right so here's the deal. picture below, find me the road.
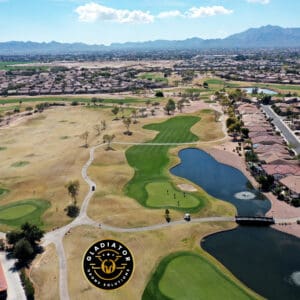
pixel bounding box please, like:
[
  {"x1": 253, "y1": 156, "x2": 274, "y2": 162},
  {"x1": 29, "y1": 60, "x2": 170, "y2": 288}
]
[
  {"x1": 0, "y1": 253, "x2": 26, "y2": 300},
  {"x1": 261, "y1": 105, "x2": 300, "y2": 155}
]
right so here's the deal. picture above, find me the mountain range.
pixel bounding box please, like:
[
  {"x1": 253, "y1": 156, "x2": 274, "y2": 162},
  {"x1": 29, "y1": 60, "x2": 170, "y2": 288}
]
[{"x1": 1, "y1": 25, "x2": 300, "y2": 55}]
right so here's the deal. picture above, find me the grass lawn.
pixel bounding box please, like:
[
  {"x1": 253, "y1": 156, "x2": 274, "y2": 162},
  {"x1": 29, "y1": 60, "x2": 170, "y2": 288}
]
[
  {"x1": 139, "y1": 72, "x2": 168, "y2": 83},
  {"x1": 205, "y1": 78, "x2": 225, "y2": 85},
  {"x1": 0, "y1": 96, "x2": 156, "y2": 105},
  {"x1": 0, "y1": 188, "x2": 9, "y2": 198},
  {"x1": 0, "y1": 61, "x2": 29, "y2": 70},
  {"x1": 146, "y1": 182, "x2": 199, "y2": 208},
  {"x1": 257, "y1": 83, "x2": 300, "y2": 92},
  {"x1": 125, "y1": 116, "x2": 206, "y2": 212},
  {"x1": 143, "y1": 252, "x2": 257, "y2": 300},
  {"x1": 0, "y1": 62, "x2": 48, "y2": 71},
  {"x1": 10, "y1": 161, "x2": 30, "y2": 168},
  {"x1": 0, "y1": 199, "x2": 50, "y2": 227},
  {"x1": 0, "y1": 147, "x2": 7, "y2": 151},
  {"x1": 0, "y1": 105, "x2": 19, "y2": 112}
]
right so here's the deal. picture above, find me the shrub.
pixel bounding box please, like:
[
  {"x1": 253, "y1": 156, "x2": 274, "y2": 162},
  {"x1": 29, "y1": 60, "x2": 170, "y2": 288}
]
[
  {"x1": 66, "y1": 204, "x2": 79, "y2": 218},
  {"x1": 291, "y1": 198, "x2": 300, "y2": 207},
  {"x1": 155, "y1": 91, "x2": 164, "y2": 97},
  {"x1": 71, "y1": 101, "x2": 79, "y2": 106},
  {"x1": 20, "y1": 269, "x2": 35, "y2": 300}
]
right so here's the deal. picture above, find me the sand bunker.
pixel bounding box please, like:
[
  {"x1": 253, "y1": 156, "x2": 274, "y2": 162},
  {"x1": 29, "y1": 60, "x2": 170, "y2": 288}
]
[{"x1": 177, "y1": 184, "x2": 197, "y2": 192}]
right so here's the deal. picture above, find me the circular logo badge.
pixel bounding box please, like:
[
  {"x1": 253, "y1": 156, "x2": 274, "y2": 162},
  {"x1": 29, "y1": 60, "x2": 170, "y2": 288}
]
[{"x1": 83, "y1": 239, "x2": 134, "y2": 290}]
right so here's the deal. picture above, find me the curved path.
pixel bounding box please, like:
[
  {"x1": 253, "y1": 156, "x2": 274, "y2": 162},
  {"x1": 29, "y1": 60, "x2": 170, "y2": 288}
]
[
  {"x1": 40, "y1": 139, "x2": 299, "y2": 300},
  {"x1": 2, "y1": 106, "x2": 298, "y2": 300}
]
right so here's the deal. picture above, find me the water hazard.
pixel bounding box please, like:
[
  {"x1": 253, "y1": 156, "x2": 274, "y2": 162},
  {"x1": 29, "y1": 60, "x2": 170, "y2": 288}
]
[{"x1": 171, "y1": 148, "x2": 300, "y2": 300}]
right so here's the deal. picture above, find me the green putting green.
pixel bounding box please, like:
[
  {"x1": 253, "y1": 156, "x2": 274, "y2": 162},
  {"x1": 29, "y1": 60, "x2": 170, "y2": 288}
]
[
  {"x1": 0, "y1": 199, "x2": 50, "y2": 227},
  {"x1": 125, "y1": 116, "x2": 206, "y2": 211},
  {"x1": 0, "y1": 204, "x2": 36, "y2": 220},
  {"x1": 143, "y1": 252, "x2": 257, "y2": 300},
  {"x1": 146, "y1": 182, "x2": 199, "y2": 208}
]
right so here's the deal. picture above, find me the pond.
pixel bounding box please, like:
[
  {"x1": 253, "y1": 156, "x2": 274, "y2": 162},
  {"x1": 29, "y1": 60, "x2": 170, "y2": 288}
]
[
  {"x1": 171, "y1": 148, "x2": 300, "y2": 300},
  {"x1": 171, "y1": 148, "x2": 270, "y2": 216},
  {"x1": 243, "y1": 87, "x2": 277, "y2": 95}
]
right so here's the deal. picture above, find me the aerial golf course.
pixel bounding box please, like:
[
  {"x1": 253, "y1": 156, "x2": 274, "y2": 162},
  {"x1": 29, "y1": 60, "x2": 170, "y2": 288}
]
[{"x1": 0, "y1": 98, "x2": 262, "y2": 300}]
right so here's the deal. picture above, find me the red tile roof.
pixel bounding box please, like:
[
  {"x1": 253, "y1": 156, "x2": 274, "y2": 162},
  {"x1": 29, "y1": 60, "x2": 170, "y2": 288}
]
[
  {"x1": 279, "y1": 176, "x2": 300, "y2": 194},
  {"x1": 262, "y1": 164, "x2": 300, "y2": 177},
  {"x1": 252, "y1": 135, "x2": 283, "y2": 145}
]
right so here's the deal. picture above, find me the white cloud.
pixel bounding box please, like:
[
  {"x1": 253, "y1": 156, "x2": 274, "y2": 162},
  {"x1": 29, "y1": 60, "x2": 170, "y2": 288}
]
[
  {"x1": 75, "y1": 3, "x2": 233, "y2": 23},
  {"x1": 75, "y1": 2, "x2": 154, "y2": 24},
  {"x1": 157, "y1": 10, "x2": 182, "y2": 19},
  {"x1": 247, "y1": 0, "x2": 270, "y2": 4},
  {"x1": 186, "y1": 6, "x2": 233, "y2": 18}
]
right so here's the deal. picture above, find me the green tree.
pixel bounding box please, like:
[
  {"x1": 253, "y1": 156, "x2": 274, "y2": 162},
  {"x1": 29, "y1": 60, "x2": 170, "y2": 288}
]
[
  {"x1": 155, "y1": 91, "x2": 164, "y2": 97},
  {"x1": 111, "y1": 106, "x2": 120, "y2": 120},
  {"x1": 13, "y1": 239, "x2": 34, "y2": 262},
  {"x1": 101, "y1": 120, "x2": 107, "y2": 131},
  {"x1": 153, "y1": 102, "x2": 160, "y2": 109},
  {"x1": 123, "y1": 117, "x2": 132, "y2": 135},
  {"x1": 131, "y1": 108, "x2": 138, "y2": 123},
  {"x1": 94, "y1": 124, "x2": 101, "y2": 136},
  {"x1": 226, "y1": 117, "x2": 237, "y2": 128},
  {"x1": 241, "y1": 127, "x2": 249, "y2": 138},
  {"x1": 165, "y1": 209, "x2": 171, "y2": 223},
  {"x1": 65, "y1": 180, "x2": 80, "y2": 205},
  {"x1": 257, "y1": 175, "x2": 274, "y2": 192},
  {"x1": 177, "y1": 100, "x2": 184, "y2": 113},
  {"x1": 66, "y1": 205, "x2": 79, "y2": 218},
  {"x1": 103, "y1": 134, "x2": 115, "y2": 150},
  {"x1": 21, "y1": 223, "x2": 44, "y2": 246},
  {"x1": 145, "y1": 99, "x2": 151, "y2": 107},
  {"x1": 6, "y1": 231, "x2": 22, "y2": 245},
  {"x1": 261, "y1": 95, "x2": 272, "y2": 105},
  {"x1": 80, "y1": 131, "x2": 89, "y2": 148},
  {"x1": 164, "y1": 99, "x2": 176, "y2": 115}
]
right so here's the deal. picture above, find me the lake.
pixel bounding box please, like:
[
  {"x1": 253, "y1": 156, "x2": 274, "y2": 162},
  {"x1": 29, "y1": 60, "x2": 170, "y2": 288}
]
[
  {"x1": 243, "y1": 87, "x2": 277, "y2": 95},
  {"x1": 171, "y1": 148, "x2": 300, "y2": 300}
]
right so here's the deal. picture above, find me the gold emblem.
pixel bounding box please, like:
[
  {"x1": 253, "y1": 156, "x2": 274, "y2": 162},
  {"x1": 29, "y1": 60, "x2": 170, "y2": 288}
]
[{"x1": 83, "y1": 239, "x2": 134, "y2": 290}]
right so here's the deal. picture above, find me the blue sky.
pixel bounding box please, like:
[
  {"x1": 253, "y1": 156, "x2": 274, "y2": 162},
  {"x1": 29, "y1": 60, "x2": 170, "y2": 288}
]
[{"x1": 0, "y1": 0, "x2": 299, "y2": 44}]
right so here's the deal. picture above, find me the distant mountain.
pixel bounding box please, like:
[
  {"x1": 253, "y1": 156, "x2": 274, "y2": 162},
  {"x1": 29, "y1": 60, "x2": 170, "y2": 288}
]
[
  {"x1": 1, "y1": 25, "x2": 300, "y2": 55},
  {"x1": 221, "y1": 25, "x2": 300, "y2": 48}
]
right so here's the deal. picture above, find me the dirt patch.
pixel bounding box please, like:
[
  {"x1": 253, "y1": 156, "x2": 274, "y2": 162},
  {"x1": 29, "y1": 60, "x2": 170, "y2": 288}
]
[{"x1": 30, "y1": 244, "x2": 59, "y2": 300}]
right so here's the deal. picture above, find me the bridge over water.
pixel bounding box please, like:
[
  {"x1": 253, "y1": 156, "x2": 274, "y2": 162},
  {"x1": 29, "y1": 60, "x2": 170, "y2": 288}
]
[{"x1": 235, "y1": 216, "x2": 275, "y2": 226}]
